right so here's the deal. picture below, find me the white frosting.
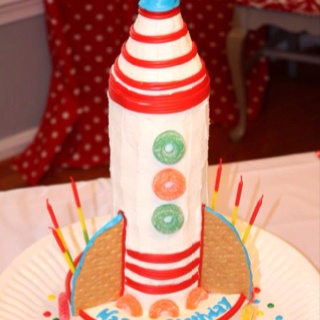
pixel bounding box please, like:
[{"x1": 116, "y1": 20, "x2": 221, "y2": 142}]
[
  {"x1": 106, "y1": 3, "x2": 210, "y2": 313},
  {"x1": 125, "y1": 35, "x2": 193, "y2": 61},
  {"x1": 108, "y1": 97, "x2": 209, "y2": 309},
  {"x1": 112, "y1": 65, "x2": 206, "y2": 95},
  {"x1": 109, "y1": 98, "x2": 209, "y2": 254},
  {"x1": 134, "y1": 11, "x2": 183, "y2": 36},
  {"x1": 125, "y1": 247, "x2": 201, "y2": 270},
  {"x1": 117, "y1": 54, "x2": 203, "y2": 83},
  {"x1": 118, "y1": 8, "x2": 202, "y2": 83}
]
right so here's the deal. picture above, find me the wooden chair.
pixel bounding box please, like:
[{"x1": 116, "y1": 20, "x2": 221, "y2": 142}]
[{"x1": 226, "y1": 0, "x2": 320, "y2": 140}]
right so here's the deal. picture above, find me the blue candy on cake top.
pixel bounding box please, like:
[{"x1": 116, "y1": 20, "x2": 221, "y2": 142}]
[{"x1": 139, "y1": 0, "x2": 180, "y2": 12}]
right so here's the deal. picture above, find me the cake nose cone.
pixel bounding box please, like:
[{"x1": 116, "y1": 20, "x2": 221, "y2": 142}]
[{"x1": 139, "y1": 0, "x2": 180, "y2": 12}]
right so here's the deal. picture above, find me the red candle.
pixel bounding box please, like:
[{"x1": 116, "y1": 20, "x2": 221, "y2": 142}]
[
  {"x1": 242, "y1": 195, "x2": 263, "y2": 243},
  {"x1": 50, "y1": 227, "x2": 65, "y2": 253},
  {"x1": 46, "y1": 199, "x2": 59, "y2": 229},
  {"x1": 70, "y1": 177, "x2": 89, "y2": 244},
  {"x1": 231, "y1": 176, "x2": 243, "y2": 225},
  {"x1": 235, "y1": 176, "x2": 243, "y2": 207},
  {"x1": 249, "y1": 195, "x2": 263, "y2": 226},
  {"x1": 70, "y1": 177, "x2": 81, "y2": 208},
  {"x1": 50, "y1": 227, "x2": 75, "y2": 273},
  {"x1": 214, "y1": 158, "x2": 222, "y2": 192}
]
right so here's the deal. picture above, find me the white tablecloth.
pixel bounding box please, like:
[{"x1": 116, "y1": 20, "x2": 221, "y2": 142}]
[{"x1": 0, "y1": 152, "x2": 319, "y2": 274}]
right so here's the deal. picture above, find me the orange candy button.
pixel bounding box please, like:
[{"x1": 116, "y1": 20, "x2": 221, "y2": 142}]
[
  {"x1": 186, "y1": 287, "x2": 209, "y2": 310},
  {"x1": 152, "y1": 168, "x2": 186, "y2": 200},
  {"x1": 116, "y1": 294, "x2": 143, "y2": 317},
  {"x1": 149, "y1": 299, "x2": 180, "y2": 319}
]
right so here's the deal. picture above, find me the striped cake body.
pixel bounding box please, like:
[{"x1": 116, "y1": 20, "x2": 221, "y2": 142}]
[{"x1": 108, "y1": 0, "x2": 210, "y2": 311}]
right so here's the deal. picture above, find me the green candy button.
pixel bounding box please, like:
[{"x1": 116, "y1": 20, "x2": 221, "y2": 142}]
[
  {"x1": 153, "y1": 130, "x2": 185, "y2": 164},
  {"x1": 152, "y1": 204, "x2": 184, "y2": 234}
]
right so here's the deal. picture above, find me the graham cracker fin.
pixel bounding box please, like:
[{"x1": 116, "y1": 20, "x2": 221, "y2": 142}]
[
  {"x1": 72, "y1": 215, "x2": 124, "y2": 316},
  {"x1": 201, "y1": 207, "x2": 252, "y2": 298}
]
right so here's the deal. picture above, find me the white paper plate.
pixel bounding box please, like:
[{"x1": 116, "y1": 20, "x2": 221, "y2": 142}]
[{"x1": 0, "y1": 216, "x2": 319, "y2": 319}]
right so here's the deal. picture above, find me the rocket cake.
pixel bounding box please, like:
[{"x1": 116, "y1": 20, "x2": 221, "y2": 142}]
[{"x1": 57, "y1": 1, "x2": 256, "y2": 319}]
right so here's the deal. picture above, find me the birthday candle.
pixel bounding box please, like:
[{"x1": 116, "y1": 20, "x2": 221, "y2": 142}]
[
  {"x1": 51, "y1": 227, "x2": 75, "y2": 273},
  {"x1": 231, "y1": 176, "x2": 243, "y2": 225},
  {"x1": 242, "y1": 195, "x2": 263, "y2": 244},
  {"x1": 70, "y1": 177, "x2": 89, "y2": 244},
  {"x1": 46, "y1": 199, "x2": 59, "y2": 228},
  {"x1": 211, "y1": 158, "x2": 222, "y2": 210},
  {"x1": 47, "y1": 199, "x2": 68, "y2": 251}
]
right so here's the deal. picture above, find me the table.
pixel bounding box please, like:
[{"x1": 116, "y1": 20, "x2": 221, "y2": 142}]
[{"x1": 0, "y1": 152, "x2": 319, "y2": 274}]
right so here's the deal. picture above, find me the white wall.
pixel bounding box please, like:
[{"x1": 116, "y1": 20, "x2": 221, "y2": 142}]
[{"x1": 0, "y1": 13, "x2": 51, "y2": 158}]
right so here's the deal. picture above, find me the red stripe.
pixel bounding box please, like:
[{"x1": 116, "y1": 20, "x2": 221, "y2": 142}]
[
  {"x1": 217, "y1": 294, "x2": 246, "y2": 320},
  {"x1": 121, "y1": 41, "x2": 198, "y2": 68},
  {"x1": 126, "y1": 241, "x2": 201, "y2": 263},
  {"x1": 139, "y1": 7, "x2": 180, "y2": 19},
  {"x1": 65, "y1": 253, "x2": 82, "y2": 303},
  {"x1": 113, "y1": 57, "x2": 207, "y2": 91},
  {"x1": 126, "y1": 258, "x2": 200, "y2": 280},
  {"x1": 125, "y1": 272, "x2": 199, "y2": 294},
  {"x1": 130, "y1": 23, "x2": 188, "y2": 43},
  {"x1": 108, "y1": 73, "x2": 210, "y2": 114},
  {"x1": 79, "y1": 310, "x2": 94, "y2": 320}
]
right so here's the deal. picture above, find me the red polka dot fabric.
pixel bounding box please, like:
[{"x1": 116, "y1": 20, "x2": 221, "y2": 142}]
[
  {"x1": 236, "y1": 0, "x2": 320, "y2": 16},
  {"x1": 14, "y1": 0, "x2": 268, "y2": 185}
]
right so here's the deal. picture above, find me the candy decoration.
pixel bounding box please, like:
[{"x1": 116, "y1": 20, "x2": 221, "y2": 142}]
[
  {"x1": 152, "y1": 204, "x2": 184, "y2": 234},
  {"x1": 186, "y1": 287, "x2": 209, "y2": 310},
  {"x1": 153, "y1": 130, "x2": 185, "y2": 165},
  {"x1": 242, "y1": 195, "x2": 264, "y2": 244},
  {"x1": 58, "y1": 292, "x2": 71, "y2": 320},
  {"x1": 42, "y1": 311, "x2": 51, "y2": 317},
  {"x1": 240, "y1": 304, "x2": 257, "y2": 320},
  {"x1": 51, "y1": 228, "x2": 75, "y2": 274},
  {"x1": 47, "y1": 294, "x2": 56, "y2": 301},
  {"x1": 231, "y1": 176, "x2": 243, "y2": 225},
  {"x1": 116, "y1": 294, "x2": 143, "y2": 317},
  {"x1": 70, "y1": 177, "x2": 89, "y2": 244},
  {"x1": 152, "y1": 168, "x2": 186, "y2": 200},
  {"x1": 149, "y1": 299, "x2": 180, "y2": 319}
]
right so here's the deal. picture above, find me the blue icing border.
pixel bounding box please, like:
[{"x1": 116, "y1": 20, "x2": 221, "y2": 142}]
[
  {"x1": 204, "y1": 205, "x2": 253, "y2": 300},
  {"x1": 139, "y1": 0, "x2": 180, "y2": 12},
  {"x1": 70, "y1": 213, "x2": 123, "y2": 315}
]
